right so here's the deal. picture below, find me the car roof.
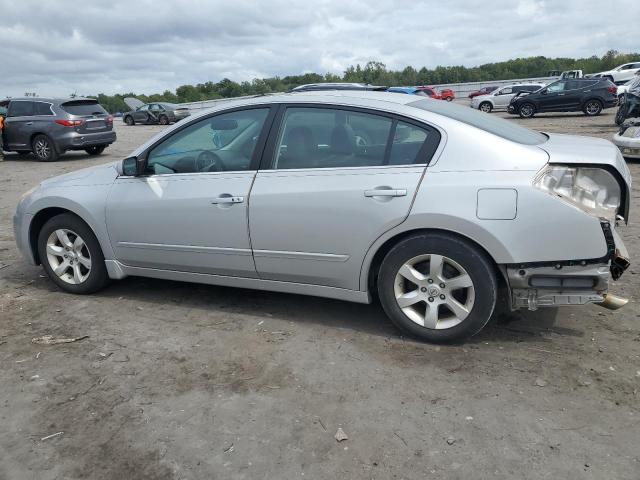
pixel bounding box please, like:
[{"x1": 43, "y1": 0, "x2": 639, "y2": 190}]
[{"x1": 0, "y1": 97, "x2": 97, "y2": 106}]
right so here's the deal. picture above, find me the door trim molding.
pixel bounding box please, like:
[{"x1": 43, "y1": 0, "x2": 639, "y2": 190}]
[
  {"x1": 117, "y1": 241, "x2": 252, "y2": 256},
  {"x1": 253, "y1": 249, "x2": 350, "y2": 262}
]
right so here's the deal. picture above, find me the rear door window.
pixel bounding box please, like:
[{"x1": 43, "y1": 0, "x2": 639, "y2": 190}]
[
  {"x1": 61, "y1": 101, "x2": 107, "y2": 116},
  {"x1": 8, "y1": 101, "x2": 34, "y2": 117},
  {"x1": 34, "y1": 102, "x2": 54, "y2": 115},
  {"x1": 272, "y1": 107, "x2": 437, "y2": 170}
]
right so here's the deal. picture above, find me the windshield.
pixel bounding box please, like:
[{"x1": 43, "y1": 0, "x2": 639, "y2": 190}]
[{"x1": 409, "y1": 99, "x2": 547, "y2": 145}]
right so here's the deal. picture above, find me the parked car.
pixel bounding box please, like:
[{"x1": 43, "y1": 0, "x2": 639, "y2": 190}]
[
  {"x1": 122, "y1": 98, "x2": 190, "y2": 126},
  {"x1": 0, "y1": 97, "x2": 115, "y2": 161},
  {"x1": 613, "y1": 119, "x2": 640, "y2": 159},
  {"x1": 586, "y1": 62, "x2": 640, "y2": 85},
  {"x1": 508, "y1": 78, "x2": 618, "y2": 118},
  {"x1": 413, "y1": 86, "x2": 455, "y2": 101},
  {"x1": 468, "y1": 86, "x2": 498, "y2": 98},
  {"x1": 291, "y1": 83, "x2": 388, "y2": 92},
  {"x1": 616, "y1": 74, "x2": 640, "y2": 102},
  {"x1": 470, "y1": 84, "x2": 544, "y2": 112},
  {"x1": 13, "y1": 92, "x2": 631, "y2": 343},
  {"x1": 387, "y1": 87, "x2": 432, "y2": 96}
]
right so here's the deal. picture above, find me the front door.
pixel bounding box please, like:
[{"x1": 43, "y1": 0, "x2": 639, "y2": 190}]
[
  {"x1": 134, "y1": 105, "x2": 151, "y2": 123},
  {"x1": 493, "y1": 87, "x2": 514, "y2": 109},
  {"x1": 106, "y1": 107, "x2": 273, "y2": 277},
  {"x1": 249, "y1": 105, "x2": 440, "y2": 290},
  {"x1": 540, "y1": 81, "x2": 573, "y2": 110}
]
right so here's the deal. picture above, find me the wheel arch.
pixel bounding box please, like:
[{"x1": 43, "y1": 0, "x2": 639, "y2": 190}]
[
  {"x1": 28, "y1": 203, "x2": 112, "y2": 265},
  {"x1": 361, "y1": 226, "x2": 510, "y2": 295}
]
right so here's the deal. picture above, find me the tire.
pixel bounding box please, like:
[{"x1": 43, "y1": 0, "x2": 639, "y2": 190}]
[
  {"x1": 124, "y1": 116, "x2": 134, "y2": 126},
  {"x1": 479, "y1": 101, "x2": 493, "y2": 113},
  {"x1": 37, "y1": 213, "x2": 109, "y2": 294},
  {"x1": 32, "y1": 134, "x2": 59, "y2": 162},
  {"x1": 445, "y1": 97, "x2": 453, "y2": 102},
  {"x1": 518, "y1": 103, "x2": 535, "y2": 118},
  {"x1": 85, "y1": 145, "x2": 106, "y2": 155},
  {"x1": 377, "y1": 232, "x2": 497, "y2": 343},
  {"x1": 615, "y1": 102, "x2": 628, "y2": 126},
  {"x1": 158, "y1": 115, "x2": 169, "y2": 125},
  {"x1": 583, "y1": 99, "x2": 603, "y2": 116}
]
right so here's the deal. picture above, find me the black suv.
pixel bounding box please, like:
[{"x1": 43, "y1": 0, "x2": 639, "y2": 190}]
[
  {"x1": 0, "y1": 98, "x2": 116, "y2": 161},
  {"x1": 508, "y1": 78, "x2": 618, "y2": 118}
]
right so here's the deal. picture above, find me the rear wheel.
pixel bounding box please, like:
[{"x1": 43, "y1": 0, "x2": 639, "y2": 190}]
[
  {"x1": 479, "y1": 101, "x2": 492, "y2": 113},
  {"x1": 32, "y1": 134, "x2": 59, "y2": 162},
  {"x1": 37, "y1": 213, "x2": 109, "y2": 294},
  {"x1": 583, "y1": 99, "x2": 603, "y2": 116},
  {"x1": 377, "y1": 233, "x2": 497, "y2": 343},
  {"x1": 445, "y1": 97, "x2": 453, "y2": 102},
  {"x1": 124, "y1": 116, "x2": 134, "y2": 126},
  {"x1": 518, "y1": 103, "x2": 535, "y2": 118},
  {"x1": 85, "y1": 145, "x2": 106, "y2": 155}
]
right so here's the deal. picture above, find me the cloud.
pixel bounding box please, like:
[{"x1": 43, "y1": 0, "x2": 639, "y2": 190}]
[{"x1": 0, "y1": 0, "x2": 638, "y2": 97}]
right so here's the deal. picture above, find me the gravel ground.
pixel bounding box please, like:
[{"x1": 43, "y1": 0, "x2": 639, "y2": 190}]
[{"x1": 1, "y1": 107, "x2": 639, "y2": 480}]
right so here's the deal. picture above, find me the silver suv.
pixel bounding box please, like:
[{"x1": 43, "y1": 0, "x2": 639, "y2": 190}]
[{"x1": 0, "y1": 98, "x2": 116, "y2": 161}]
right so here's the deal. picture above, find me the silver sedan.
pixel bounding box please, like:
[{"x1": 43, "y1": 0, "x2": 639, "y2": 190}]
[{"x1": 13, "y1": 92, "x2": 632, "y2": 342}]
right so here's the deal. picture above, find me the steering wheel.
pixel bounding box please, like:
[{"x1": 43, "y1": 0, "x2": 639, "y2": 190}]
[{"x1": 196, "y1": 150, "x2": 225, "y2": 172}]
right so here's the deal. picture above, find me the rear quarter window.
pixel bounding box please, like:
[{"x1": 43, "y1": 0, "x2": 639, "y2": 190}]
[
  {"x1": 409, "y1": 99, "x2": 547, "y2": 145},
  {"x1": 34, "y1": 102, "x2": 54, "y2": 115},
  {"x1": 60, "y1": 101, "x2": 108, "y2": 116}
]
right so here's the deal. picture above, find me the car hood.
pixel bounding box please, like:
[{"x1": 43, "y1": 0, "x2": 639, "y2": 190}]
[
  {"x1": 40, "y1": 162, "x2": 119, "y2": 188},
  {"x1": 539, "y1": 133, "x2": 632, "y2": 220}
]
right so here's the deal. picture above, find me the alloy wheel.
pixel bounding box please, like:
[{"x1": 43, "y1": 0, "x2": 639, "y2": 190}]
[
  {"x1": 520, "y1": 104, "x2": 534, "y2": 117},
  {"x1": 480, "y1": 103, "x2": 491, "y2": 113},
  {"x1": 46, "y1": 229, "x2": 92, "y2": 285},
  {"x1": 393, "y1": 254, "x2": 475, "y2": 329},
  {"x1": 585, "y1": 101, "x2": 600, "y2": 115},
  {"x1": 35, "y1": 138, "x2": 51, "y2": 159}
]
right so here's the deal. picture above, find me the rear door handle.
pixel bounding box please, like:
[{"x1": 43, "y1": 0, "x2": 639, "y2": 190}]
[
  {"x1": 25, "y1": 122, "x2": 33, "y2": 125},
  {"x1": 364, "y1": 188, "x2": 407, "y2": 197},
  {"x1": 211, "y1": 195, "x2": 244, "y2": 204}
]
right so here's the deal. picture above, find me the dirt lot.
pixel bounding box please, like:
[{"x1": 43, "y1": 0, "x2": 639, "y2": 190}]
[{"x1": 1, "y1": 107, "x2": 639, "y2": 480}]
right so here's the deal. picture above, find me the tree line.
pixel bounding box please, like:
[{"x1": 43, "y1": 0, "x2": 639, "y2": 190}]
[{"x1": 92, "y1": 50, "x2": 638, "y2": 113}]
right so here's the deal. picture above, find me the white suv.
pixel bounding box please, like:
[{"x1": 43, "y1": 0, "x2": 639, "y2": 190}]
[
  {"x1": 470, "y1": 84, "x2": 544, "y2": 112},
  {"x1": 587, "y1": 62, "x2": 640, "y2": 85}
]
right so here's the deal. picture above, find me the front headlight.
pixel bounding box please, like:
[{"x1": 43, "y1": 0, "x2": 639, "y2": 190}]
[{"x1": 533, "y1": 165, "x2": 621, "y2": 222}]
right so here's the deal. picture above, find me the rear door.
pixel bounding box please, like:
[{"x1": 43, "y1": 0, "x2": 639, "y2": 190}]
[
  {"x1": 248, "y1": 105, "x2": 441, "y2": 290},
  {"x1": 4, "y1": 100, "x2": 35, "y2": 150}
]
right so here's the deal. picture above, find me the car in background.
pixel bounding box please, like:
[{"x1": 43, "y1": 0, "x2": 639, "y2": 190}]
[
  {"x1": 291, "y1": 83, "x2": 388, "y2": 92},
  {"x1": 470, "y1": 84, "x2": 544, "y2": 112},
  {"x1": 508, "y1": 78, "x2": 618, "y2": 118},
  {"x1": 0, "y1": 105, "x2": 7, "y2": 117},
  {"x1": 0, "y1": 97, "x2": 115, "y2": 161},
  {"x1": 468, "y1": 86, "x2": 498, "y2": 98},
  {"x1": 13, "y1": 91, "x2": 631, "y2": 343},
  {"x1": 122, "y1": 98, "x2": 190, "y2": 126},
  {"x1": 586, "y1": 62, "x2": 640, "y2": 85},
  {"x1": 387, "y1": 86, "x2": 432, "y2": 97},
  {"x1": 413, "y1": 86, "x2": 455, "y2": 101},
  {"x1": 616, "y1": 74, "x2": 640, "y2": 102},
  {"x1": 613, "y1": 119, "x2": 640, "y2": 159}
]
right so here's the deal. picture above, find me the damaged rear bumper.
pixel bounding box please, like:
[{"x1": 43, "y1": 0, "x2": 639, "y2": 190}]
[{"x1": 506, "y1": 223, "x2": 630, "y2": 311}]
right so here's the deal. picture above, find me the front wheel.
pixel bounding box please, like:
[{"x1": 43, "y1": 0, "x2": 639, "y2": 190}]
[
  {"x1": 32, "y1": 134, "x2": 59, "y2": 162},
  {"x1": 158, "y1": 115, "x2": 169, "y2": 125},
  {"x1": 37, "y1": 213, "x2": 109, "y2": 294},
  {"x1": 377, "y1": 233, "x2": 497, "y2": 343},
  {"x1": 518, "y1": 103, "x2": 535, "y2": 118},
  {"x1": 479, "y1": 101, "x2": 492, "y2": 113},
  {"x1": 583, "y1": 99, "x2": 603, "y2": 116},
  {"x1": 124, "y1": 116, "x2": 134, "y2": 126},
  {"x1": 445, "y1": 97, "x2": 453, "y2": 102},
  {"x1": 85, "y1": 145, "x2": 106, "y2": 155},
  {"x1": 615, "y1": 102, "x2": 629, "y2": 126}
]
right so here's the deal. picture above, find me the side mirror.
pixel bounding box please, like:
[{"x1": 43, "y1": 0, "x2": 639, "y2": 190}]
[
  {"x1": 540, "y1": 89, "x2": 547, "y2": 95},
  {"x1": 122, "y1": 156, "x2": 146, "y2": 176}
]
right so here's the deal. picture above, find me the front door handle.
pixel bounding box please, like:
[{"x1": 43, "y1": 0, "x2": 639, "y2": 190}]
[
  {"x1": 211, "y1": 195, "x2": 244, "y2": 204},
  {"x1": 364, "y1": 188, "x2": 407, "y2": 198},
  {"x1": 25, "y1": 122, "x2": 33, "y2": 126}
]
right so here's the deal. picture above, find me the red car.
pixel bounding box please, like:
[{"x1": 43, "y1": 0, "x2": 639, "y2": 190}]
[
  {"x1": 468, "y1": 86, "x2": 498, "y2": 98},
  {"x1": 416, "y1": 86, "x2": 456, "y2": 101}
]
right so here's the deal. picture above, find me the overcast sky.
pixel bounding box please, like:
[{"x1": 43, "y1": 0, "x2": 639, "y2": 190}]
[{"x1": 1, "y1": 0, "x2": 638, "y2": 97}]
